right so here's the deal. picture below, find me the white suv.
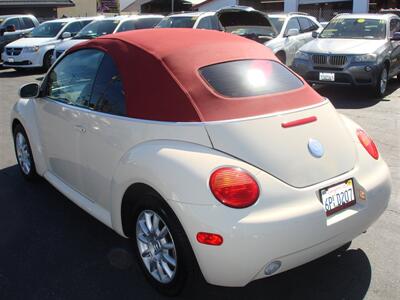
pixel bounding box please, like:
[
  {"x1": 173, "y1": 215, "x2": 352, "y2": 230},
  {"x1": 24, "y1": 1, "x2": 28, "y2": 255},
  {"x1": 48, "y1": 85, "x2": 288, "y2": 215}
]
[
  {"x1": 2, "y1": 17, "x2": 98, "y2": 70},
  {"x1": 266, "y1": 13, "x2": 322, "y2": 65}
]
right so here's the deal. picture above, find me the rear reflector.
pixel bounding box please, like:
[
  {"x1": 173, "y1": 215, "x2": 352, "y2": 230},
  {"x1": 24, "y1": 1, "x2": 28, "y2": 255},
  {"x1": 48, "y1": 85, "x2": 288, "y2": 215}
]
[
  {"x1": 356, "y1": 129, "x2": 379, "y2": 160},
  {"x1": 197, "y1": 232, "x2": 223, "y2": 246},
  {"x1": 281, "y1": 116, "x2": 317, "y2": 128}
]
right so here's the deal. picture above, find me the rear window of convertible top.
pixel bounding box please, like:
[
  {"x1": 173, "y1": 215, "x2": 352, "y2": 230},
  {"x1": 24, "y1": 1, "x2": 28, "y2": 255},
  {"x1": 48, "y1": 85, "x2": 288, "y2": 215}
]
[{"x1": 199, "y1": 59, "x2": 303, "y2": 98}]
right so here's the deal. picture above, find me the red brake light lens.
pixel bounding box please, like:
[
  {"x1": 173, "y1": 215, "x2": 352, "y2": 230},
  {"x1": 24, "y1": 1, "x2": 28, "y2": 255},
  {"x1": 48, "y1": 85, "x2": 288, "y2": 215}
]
[
  {"x1": 357, "y1": 129, "x2": 379, "y2": 160},
  {"x1": 196, "y1": 232, "x2": 223, "y2": 246},
  {"x1": 209, "y1": 167, "x2": 259, "y2": 208}
]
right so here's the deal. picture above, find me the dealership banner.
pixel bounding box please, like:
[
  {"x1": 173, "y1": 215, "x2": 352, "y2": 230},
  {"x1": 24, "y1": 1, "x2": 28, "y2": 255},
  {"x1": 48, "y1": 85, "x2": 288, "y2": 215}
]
[{"x1": 97, "y1": 0, "x2": 120, "y2": 13}]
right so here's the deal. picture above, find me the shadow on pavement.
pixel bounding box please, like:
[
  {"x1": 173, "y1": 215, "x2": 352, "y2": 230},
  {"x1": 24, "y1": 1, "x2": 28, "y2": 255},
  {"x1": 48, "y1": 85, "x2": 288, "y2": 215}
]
[
  {"x1": 315, "y1": 79, "x2": 399, "y2": 110},
  {"x1": 0, "y1": 164, "x2": 372, "y2": 300},
  {"x1": 0, "y1": 68, "x2": 45, "y2": 78}
]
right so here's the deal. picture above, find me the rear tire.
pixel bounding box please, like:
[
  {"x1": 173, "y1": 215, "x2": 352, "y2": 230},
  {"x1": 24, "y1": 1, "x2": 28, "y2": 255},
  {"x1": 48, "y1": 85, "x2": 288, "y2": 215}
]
[
  {"x1": 13, "y1": 124, "x2": 38, "y2": 181},
  {"x1": 129, "y1": 192, "x2": 201, "y2": 296}
]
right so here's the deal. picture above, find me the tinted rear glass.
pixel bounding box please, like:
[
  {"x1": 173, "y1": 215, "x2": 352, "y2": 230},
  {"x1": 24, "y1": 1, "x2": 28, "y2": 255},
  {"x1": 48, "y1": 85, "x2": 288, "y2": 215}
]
[
  {"x1": 199, "y1": 60, "x2": 303, "y2": 98},
  {"x1": 157, "y1": 16, "x2": 197, "y2": 28}
]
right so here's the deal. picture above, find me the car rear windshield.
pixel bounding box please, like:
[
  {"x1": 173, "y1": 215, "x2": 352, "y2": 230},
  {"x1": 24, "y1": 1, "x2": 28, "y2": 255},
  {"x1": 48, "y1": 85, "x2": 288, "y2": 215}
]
[
  {"x1": 156, "y1": 16, "x2": 197, "y2": 28},
  {"x1": 30, "y1": 22, "x2": 66, "y2": 38},
  {"x1": 320, "y1": 18, "x2": 386, "y2": 39},
  {"x1": 75, "y1": 20, "x2": 119, "y2": 39},
  {"x1": 199, "y1": 60, "x2": 303, "y2": 98}
]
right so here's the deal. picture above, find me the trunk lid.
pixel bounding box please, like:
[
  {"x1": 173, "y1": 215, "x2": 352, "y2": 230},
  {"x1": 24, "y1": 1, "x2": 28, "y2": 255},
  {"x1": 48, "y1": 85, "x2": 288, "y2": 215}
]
[{"x1": 206, "y1": 102, "x2": 356, "y2": 188}]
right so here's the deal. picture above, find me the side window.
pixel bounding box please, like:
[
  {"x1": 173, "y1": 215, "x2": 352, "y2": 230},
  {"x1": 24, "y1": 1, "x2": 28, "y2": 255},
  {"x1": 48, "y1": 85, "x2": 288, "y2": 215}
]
[
  {"x1": 4, "y1": 18, "x2": 20, "y2": 30},
  {"x1": 298, "y1": 17, "x2": 314, "y2": 33},
  {"x1": 63, "y1": 21, "x2": 82, "y2": 36},
  {"x1": 44, "y1": 49, "x2": 104, "y2": 108},
  {"x1": 210, "y1": 16, "x2": 221, "y2": 30},
  {"x1": 390, "y1": 19, "x2": 400, "y2": 36},
  {"x1": 197, "y1": 16, "x2": 213, "y2": 29},
  {"x1": 90, "y1": 54, "x2": 126, "y2": 116},
  {"x1": 308, "y1": 19, "x2": 320, "y2": 31},
  {"x1": 117, "y1": 20, "x2": 136, "y2": 32},
  {"x1": 285, "y1": 17, "x2": 300, "y2": 34},
  {"x1": 21, "y1": 17, "x2": 35, "y2": 29},
  {"x1": 81, "y1": 20, "x2": 93, "y2": 28}
]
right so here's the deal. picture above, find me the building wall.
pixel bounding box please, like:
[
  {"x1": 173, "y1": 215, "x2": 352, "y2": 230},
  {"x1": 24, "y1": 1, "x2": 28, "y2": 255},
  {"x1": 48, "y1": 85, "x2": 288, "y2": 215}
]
[
  {"x1": 197, "y1": 0, "x2": 237, "y2": 11},
  {"x1": 58, "y1": 0, "x2": 97, "y2": 17}
]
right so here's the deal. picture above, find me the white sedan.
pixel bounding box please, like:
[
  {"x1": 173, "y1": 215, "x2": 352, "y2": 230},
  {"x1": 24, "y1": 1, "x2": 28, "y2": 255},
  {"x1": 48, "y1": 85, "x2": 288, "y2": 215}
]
[{"x1": 11, "y1": 29, "x2": 391, "y2": 295}]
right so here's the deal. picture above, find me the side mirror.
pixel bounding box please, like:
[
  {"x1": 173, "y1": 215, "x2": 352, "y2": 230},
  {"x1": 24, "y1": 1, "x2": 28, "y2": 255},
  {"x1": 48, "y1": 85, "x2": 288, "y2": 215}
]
[
  {"x1": 6, "y1": 25, "x2": 16, "y2": 32},
  {"x1": 312, "y1": 31, "x2": 319, "y2": 38},
  {"x1": 61, "y1": 31, "x2": 71, "y2": 39},
  {"x1": 19, "y1": 83, "x2": 40, "y2": 98},
  {"x1": 391, "y1": 32, "x2": 400, "y2": 41},
  {"x1": 286, "y1": 28, "x2": 299, "y2": 37}
]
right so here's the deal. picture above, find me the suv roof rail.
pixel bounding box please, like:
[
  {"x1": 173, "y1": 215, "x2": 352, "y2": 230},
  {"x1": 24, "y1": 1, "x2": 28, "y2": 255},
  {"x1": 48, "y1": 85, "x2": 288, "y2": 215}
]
[{"x1": 288, "y1": 12, "x2": 308, "y2": 16}]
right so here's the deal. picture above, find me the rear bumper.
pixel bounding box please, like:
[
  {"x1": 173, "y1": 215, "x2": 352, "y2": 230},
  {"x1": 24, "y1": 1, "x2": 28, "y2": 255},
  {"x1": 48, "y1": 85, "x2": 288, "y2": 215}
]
[
  {"x1": 171, "y1": 159, "x2": 391, "y2": 287},
  {"x1": 292, "y1": 58, "x2": 380, "y2": 86}
]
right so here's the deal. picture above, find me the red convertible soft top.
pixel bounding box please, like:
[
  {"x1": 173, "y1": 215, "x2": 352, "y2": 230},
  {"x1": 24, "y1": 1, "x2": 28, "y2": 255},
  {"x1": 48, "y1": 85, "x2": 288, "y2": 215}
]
[{"x1": 69, "y1": 29, "x2": 323, "y2": 122}]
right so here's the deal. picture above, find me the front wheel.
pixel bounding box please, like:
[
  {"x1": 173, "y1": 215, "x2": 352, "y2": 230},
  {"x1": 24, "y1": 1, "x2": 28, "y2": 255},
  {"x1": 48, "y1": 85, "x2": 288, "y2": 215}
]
[
  {"x1": 373, "y1": 66, "x2": 388, "y2": 98},
  {"x1": 13, "y1": 124, "x2": 38, "y2": 180},
  {"x1": 131, "y1": 193, "x2": 201, "y2": 295}
]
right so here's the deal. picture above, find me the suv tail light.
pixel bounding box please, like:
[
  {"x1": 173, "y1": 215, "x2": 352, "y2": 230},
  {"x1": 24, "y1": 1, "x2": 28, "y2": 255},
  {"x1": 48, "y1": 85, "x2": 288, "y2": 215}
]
[
  {"x1": 357, "y1": 129, "x2": 379, "y2": 160},
  {"x1": 209, "y1": 167, "x2": 259, "y2": 208}
]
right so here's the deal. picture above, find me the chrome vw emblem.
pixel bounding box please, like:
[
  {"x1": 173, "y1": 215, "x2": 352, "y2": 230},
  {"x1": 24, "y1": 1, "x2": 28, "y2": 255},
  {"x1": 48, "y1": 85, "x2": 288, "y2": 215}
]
[{"x1": 308, "y1": 138, "x2": 324, "y2": 158}]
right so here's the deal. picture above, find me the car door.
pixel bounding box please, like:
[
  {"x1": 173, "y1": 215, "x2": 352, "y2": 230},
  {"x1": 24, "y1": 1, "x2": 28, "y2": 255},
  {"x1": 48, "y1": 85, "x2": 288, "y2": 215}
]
[
  {"x1": 79, "y1": 53, "x2": 127, "y2": 207},
  {"x1": 35, "y1": 49, "x2": 104, "y2": 194},
  {"x1": 389, "y1": 18, "x2": 400, "y2": 76},
  {"x1": 283, "y1": 17, "x2": 302, "y2": 65}
]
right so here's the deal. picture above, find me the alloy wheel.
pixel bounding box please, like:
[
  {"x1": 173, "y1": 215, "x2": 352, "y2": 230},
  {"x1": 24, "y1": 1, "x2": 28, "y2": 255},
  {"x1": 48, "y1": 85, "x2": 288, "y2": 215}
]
[
  {"x1": 15, "y1": 132, "x2": 31, "y2": 175},
  {"x1": 136, "y1": 210, "x2": 177, "y2": 284},
  {"x1": 380, "y1": 68, "x2": 388, "y2": 95}
]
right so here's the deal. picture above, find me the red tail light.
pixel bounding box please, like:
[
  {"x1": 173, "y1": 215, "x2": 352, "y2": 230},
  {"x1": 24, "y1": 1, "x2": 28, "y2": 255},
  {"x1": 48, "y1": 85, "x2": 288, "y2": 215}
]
[
  {"x1": 196, "y1": 232, "x2": 223, "y2": 246},
  {"x1": 357, "y1": 129, "x2": 379, "y2": 160},
  {"x1": 209, "y1": 167, "x2": 259, "y2": 208}
]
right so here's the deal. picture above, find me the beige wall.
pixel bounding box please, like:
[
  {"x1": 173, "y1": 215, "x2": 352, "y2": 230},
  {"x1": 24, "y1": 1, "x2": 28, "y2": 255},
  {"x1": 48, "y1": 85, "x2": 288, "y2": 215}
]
[{"x1": 58, "y1": 0, "x2": 98, "y2": 18}]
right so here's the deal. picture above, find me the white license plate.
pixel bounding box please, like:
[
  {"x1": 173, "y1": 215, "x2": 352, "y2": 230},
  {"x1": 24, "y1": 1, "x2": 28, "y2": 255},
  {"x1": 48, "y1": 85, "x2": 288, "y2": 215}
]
[
  {"x1": 320, "y1": 179, "x2": 355, "y2": 216},
  {"x1": 7, "y1": 58, "x2": 14, "y2": 63},
  {"x1": 319, "y1": 72, "x2": 335, "y2": 81}
]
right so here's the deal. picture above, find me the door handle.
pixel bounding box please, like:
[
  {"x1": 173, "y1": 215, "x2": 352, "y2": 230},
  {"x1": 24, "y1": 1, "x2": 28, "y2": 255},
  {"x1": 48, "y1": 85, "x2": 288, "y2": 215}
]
[{"x1": 74, "y1": 124, "x2": 86, "y2": 133}]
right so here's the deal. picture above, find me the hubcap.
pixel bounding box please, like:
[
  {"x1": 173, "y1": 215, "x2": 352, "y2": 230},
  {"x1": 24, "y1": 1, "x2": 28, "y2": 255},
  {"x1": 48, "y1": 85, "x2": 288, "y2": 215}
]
[
  {"x1": 15, "y1": 132, "x2": 31, "y2": 175},
  {"x1": 136, "y1": 210, "x2": 177, "y2": 284},
  {"x1": 380, "y1": 68, "x2": 388, "y2": 94}
]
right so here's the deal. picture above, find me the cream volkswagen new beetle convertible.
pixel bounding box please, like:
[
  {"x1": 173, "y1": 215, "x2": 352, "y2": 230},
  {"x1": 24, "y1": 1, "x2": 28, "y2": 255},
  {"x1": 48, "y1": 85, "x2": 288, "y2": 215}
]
[{"x1": 11, "y1": 29, "x2": 391, "y2": 295}]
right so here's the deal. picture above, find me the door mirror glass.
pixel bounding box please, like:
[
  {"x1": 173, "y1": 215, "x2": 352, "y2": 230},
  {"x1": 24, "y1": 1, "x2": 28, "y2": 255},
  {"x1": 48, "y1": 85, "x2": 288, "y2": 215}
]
[
  {"x1": 19, "y1": 83, "x2": 40, "y2": 98},
  {"x1": 61, "y1": 31, "x2": 71, "y2": 39},
  {"x1": 287, "y1": 28, "x2": 299, "y2": 37},
  {"x1": 391, "y1": 32, "x2": 400, "y2": 41},
  {"x1": 312, "y1": 31, "x2": 319, "y2": 38}
]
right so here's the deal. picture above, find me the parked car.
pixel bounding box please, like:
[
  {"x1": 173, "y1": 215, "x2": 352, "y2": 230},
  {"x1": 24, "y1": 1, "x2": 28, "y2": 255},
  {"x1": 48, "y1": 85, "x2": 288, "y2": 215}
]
[
  {"x1": 1, "y1": 17, "x2": 98, "y2": 70},
  {"x1": 11, "y1": 29, "x2": 391, "y2": 295},
  {"x1": 266, "y1": 12, "x2": 323, "y2": 65},
  {"x1": 157, "y1": 6, "x2": 277, "y2": 44},
  {"x1": 0, "y1": 15, "x2": 39, "y2": 56},
  {"x1": 292, "y1": 13, "x2": 400, "y2": 97},
  {"x1": 52, "y1": 15, "x2": 163, "y2": 64}
]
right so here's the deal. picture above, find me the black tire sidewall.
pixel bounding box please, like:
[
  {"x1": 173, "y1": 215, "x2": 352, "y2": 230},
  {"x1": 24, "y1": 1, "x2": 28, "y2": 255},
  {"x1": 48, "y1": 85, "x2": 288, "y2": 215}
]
[
  {"x1": 374, "y1": 66, "x2": 388, "y2": 98},
  {"x1": 13, "y1": 124, "x2": 37, "y2": 180},
  {"x1": 43, "y1": 52, "x2": 52, "y2": 71},
  {"x1": 130, "y1": 193, "x2": 197, "y2": 296}
]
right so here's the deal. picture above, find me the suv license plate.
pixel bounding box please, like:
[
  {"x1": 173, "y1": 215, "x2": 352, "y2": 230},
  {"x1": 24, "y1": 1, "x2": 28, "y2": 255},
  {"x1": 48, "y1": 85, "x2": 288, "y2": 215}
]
[
  {"x1": 319, "y1": 72, "x2": 335, "y2": 81},
  {"x1": 320, "y1": 179, "x2": 355, "y2": 216},
  {"x1": 8, "y1": 58, "x2": 14, "y2": 63}
]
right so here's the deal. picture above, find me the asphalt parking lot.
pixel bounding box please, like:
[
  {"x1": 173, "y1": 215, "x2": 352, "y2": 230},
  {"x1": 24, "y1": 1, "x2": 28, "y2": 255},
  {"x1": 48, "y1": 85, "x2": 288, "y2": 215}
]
[{"x1": 0, "y1": 66, "x2": 399, "y2": 300}]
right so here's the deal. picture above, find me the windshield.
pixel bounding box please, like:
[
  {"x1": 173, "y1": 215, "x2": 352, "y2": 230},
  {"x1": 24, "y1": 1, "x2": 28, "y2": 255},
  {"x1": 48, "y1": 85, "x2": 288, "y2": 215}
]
[
  {"x1": 30, "y1": 22, "x2": 66, "y2": 38},
  {"x1": 320, "y1": 18, "x2": 386, "y2": 39},
  {"x1": 156, "y1": 16, "x2": 197, "y2": 28},
  {"x1": 269, "y1": 17, "x2": 285, "y2": 32},
  {"x1": 75, "y1": 20, "x2": 120, "y2": 39}
]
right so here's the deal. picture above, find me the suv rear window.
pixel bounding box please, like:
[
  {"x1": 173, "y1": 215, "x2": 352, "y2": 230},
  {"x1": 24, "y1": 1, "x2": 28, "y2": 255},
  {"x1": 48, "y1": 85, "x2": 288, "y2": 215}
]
[{"x1": 199, "y1": 60, "x2": 303, "y2": 98}]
